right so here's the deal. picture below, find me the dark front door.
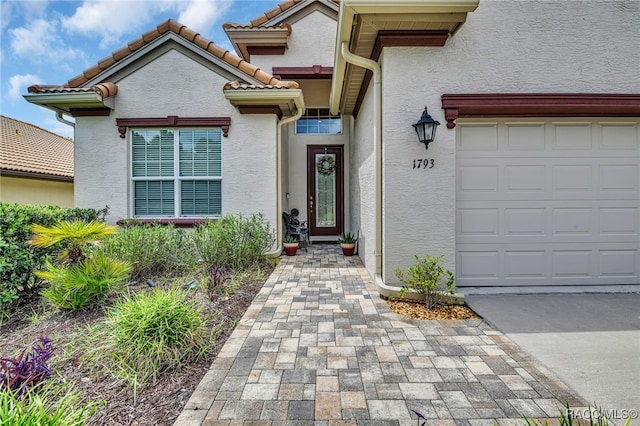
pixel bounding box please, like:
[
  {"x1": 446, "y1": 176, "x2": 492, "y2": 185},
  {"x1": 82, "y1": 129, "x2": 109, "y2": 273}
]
[{"x1": 307, "y1": 146, "x2": 343, "y2": 237}]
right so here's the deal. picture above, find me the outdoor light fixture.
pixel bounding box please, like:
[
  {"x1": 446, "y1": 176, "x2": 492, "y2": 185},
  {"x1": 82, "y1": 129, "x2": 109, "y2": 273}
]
[{"x1": 412, "y1": 107, "x2": 440, "y2": 150}]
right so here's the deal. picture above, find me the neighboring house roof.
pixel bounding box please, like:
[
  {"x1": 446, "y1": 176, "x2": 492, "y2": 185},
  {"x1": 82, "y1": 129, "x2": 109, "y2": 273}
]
[{"x1": 0, "y1": 115, "x2": 73, "y2": 181}]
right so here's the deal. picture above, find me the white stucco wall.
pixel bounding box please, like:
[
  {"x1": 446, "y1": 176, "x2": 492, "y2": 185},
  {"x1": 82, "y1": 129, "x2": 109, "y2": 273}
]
[
  {"x1": 350, "y1": 85, "x2": 376, "y2": 277},
  {"x1": 251, "y1": 10, "x2": 337, "y2": 72},
  {"x1": 378, "y1": 0, "x2": 640, "y2": 284},
  {"x1": 74, "y1": 48, "x2": 279, "y2": 238}
]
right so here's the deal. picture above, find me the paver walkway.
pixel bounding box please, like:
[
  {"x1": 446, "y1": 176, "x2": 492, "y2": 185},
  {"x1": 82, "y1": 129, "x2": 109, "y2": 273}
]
[{"x1": 174, "y1": 245, "x2": 586, "y2": 425}]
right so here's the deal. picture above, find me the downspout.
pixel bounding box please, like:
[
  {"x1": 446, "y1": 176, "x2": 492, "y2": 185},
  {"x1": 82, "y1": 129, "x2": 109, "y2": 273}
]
[
  {"x1": 265, "y1": 103, "x2": 304, "y2": 258},
  {"x1": 56, "y1": 112, "x2": 75, "y2": 128},
  {"x1": 339, "y1": 42, "x2": 386, "y2": 283}
]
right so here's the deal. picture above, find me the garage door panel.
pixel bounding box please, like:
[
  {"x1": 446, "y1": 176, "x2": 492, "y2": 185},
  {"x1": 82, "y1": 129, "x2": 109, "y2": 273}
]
[
  {"x1": 552, "y1": 165, "x2": 593, "y2": 193},
  {"x1": 552, "y1": 123, "x2": 593, "y2": 150},
  {"x1": 552, "y1": 208, "x2": 594, "y2": 236},
  {"x1": 457, "y1": 124, "x2": 498, "y2": 151},
  {"x1": 600, "y1": 124, "x2": 638, "y2": 149},
  {"x1": 599, "y1": 249, "x2": 639, "y2": 278},
  {"x1": 504, "y1": 208, "x2": 546, "y2": 236},
  {"x1": 506, "y1": 165, "x2": 546, "y2": 192},
  {"x1": 599, "y1": 207, "x2": 638, "y2": 236},
  {"x1": 506, "y1": 124, "x2": 546, "y2": 150},
  {"x1": 458, "y1": 201, "x2": 638, "y2": 244},
  {"x1": 599, "y1": 164, "x2": 638, "y2": 192},
  {"x1": 456, "y1": 119, "x2": 639, "y2": 286},
  {"x1": 457, "y1": 244, "x2": 639, "y2": 286}
]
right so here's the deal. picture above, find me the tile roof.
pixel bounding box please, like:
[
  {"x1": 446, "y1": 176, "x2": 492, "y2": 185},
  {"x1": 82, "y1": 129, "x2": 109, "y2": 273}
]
[
  {"x1": 1, "y1": 115, "x2": 73, "y2": 179},
  {"x1": 28, "y1": 82, "x2": 118, "y2": 96},
  {"x1": 222, "y1": 22, "x2": 292, "y2": 32},
  {"x1": 223, "y1": 81, "x2": 299, "y2": 90},
  {"x1": 247, "y1": 0, "x2": 339, "y2": 27},
  {"x1": 63, "y1": 20, "x2": 297, "y2": 90}
]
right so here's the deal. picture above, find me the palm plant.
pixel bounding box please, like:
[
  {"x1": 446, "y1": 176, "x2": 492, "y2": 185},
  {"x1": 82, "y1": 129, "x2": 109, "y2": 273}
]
[{"x1": 29, "y1": 220, "x2": 117, "y2": 265}]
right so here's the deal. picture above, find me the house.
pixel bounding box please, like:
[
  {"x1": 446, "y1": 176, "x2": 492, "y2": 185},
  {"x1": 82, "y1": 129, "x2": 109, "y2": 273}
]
[
  {"x1": 25, "y1": 0, "x2": 640, "y2": 291},
  {"x1": 0, "y1": 115, "x2": 74, "y2": 207}
]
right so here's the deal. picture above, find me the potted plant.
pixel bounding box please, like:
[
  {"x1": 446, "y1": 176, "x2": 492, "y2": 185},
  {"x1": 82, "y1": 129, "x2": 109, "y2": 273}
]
[
  {"x1": 338, "y1": 231, "x2": 357, "y2": 256},
  {"x1": 283, "y1": 235, "x2": 299, "y2": 256}
]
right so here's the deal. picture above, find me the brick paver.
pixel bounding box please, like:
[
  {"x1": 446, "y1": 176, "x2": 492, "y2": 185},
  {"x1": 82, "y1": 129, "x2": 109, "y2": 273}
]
[{"x1": 174, "y1": 245, "x2": 586, "y2": 425}]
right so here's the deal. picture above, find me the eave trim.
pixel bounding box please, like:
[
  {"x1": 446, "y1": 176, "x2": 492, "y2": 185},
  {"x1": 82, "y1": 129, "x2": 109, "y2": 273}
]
[
  {"x1": 116, "y1": 116, "x2": 231, "y2": 138},
  {"x1": 441, "y1": 93, "x2": 640, "y2": 128},
  {"x1": 272, "y1": 65, "x2": 333, "y2": 80},
  {"x1": 0, "y1": 169, "x2": 74, "y2": 182}
]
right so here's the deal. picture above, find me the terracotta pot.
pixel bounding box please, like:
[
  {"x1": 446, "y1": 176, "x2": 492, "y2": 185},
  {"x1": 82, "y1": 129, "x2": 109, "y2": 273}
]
[
  {"x1": 340, "y1": 242, "x2": 356, "y2": 256},
  {"x1": 283, "y1": 242, "x2": 299, "y2": 256}
]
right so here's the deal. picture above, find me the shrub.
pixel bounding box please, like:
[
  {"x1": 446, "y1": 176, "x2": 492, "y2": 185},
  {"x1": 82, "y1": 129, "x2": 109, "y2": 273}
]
[
  {"x1": 0, "y1": 379, "x2": 102, "y2": 426},
  {"x1": 0, "y1": 203, "x2": 107, "y2": 313},
  {"x1": 194, "y1": 213, "x2": 274, "y2": 271},
  {"x1": 98, "y1": 224, "x2": 197, "y2": 280},
  {"x1": 37, "y1": 253, "x2": 131, "y2": 310},
  {"x1": 394, "y1": 255, "x2": 456, "y2": 309},
  {"x1": 0, "y1": 338, "x2": 54, "y2": 395},
  {"x1": 76, "y1": 288, "x2": 211, "y2": 393}
]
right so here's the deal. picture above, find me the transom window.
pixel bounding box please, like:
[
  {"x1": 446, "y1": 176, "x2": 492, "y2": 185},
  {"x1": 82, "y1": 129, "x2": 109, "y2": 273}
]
[
  {"x1": 131, "y1": 128, "x2": 222, "y2": 217},
  {"x1": 295, "y1": 108, "x2": 341, "y2": 135}
]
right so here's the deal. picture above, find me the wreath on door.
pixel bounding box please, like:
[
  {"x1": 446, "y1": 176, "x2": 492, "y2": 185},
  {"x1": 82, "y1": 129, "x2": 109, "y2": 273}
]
[{"x1": 317, "y1": 155, "x2": 336, "y2": 176}]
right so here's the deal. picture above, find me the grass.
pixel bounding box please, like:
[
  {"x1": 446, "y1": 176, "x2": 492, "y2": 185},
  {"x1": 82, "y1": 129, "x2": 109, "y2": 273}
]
[
  {"x1": 0, "y1": 379, "x2": 103, "y2": 426},
  {"x1": 72, "y1": 285, "x2": 214, "y2": 399}
]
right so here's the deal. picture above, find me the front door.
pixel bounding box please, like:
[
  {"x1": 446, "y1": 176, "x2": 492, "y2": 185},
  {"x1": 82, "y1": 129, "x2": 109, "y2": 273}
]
[{"x1": 307, "y1": 146, "x2": 343, "y2": 237}]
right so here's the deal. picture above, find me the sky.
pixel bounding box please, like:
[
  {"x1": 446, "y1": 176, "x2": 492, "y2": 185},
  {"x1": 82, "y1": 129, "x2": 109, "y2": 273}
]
[{"x1": 1, "y1": 0, "x2": 279, "y2": 138}]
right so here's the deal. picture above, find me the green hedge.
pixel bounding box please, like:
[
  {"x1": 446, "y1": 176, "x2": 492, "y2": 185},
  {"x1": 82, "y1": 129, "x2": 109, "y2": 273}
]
[{"x1": 0, "y1": 202, "x2": 108, "y2": 310}]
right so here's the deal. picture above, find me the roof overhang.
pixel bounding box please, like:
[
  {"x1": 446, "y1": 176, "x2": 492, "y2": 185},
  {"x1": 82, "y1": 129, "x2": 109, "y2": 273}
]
[
  {"x1": 223, "y1": 24, "x2": 291, "y2": 61},
  {"x1": 0, "y1": 168, "x2": 74, "y2": 182},
  {"x1": 330, "y1": 0, "x2": 479, "y2": 115},
  {"x1": 224, "y1": 86, "x2": 305, "y2": 118},
  {"x1": 23, "y1": 83, "x2": 117, "y2": 117}
]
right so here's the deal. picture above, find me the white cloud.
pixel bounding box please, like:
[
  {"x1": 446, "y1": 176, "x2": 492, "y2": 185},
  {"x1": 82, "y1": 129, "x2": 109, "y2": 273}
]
[
  {"x1": 61, "y1": 0, "x2": 154, "y2": 49},
  {"x1": 0, "y1": 2, "x2": 12, "y2": 30},
  {"x1": 177, "y1": 0, "x2": 232, "y2": 34},
  {"x1": 8, "y1": 74, "x2": 42, "y2": 99},
  {"x1": 10, "y1": 19, "x2": 81, "y2": 63},
  {"x1": 61, "y1": 0, "x2": 232, "y2": 49}
]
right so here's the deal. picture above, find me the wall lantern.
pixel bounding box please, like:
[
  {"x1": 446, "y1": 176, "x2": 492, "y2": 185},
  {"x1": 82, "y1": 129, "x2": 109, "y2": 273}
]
[{"x1": 412, "y1": 107, "x2": 440, "y2": 150}]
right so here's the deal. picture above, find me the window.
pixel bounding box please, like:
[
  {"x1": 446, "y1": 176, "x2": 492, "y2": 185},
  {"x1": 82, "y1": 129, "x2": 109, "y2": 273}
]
[
  {"x1": 295, "y1": 108, "x2": 341, "y2": 134},
  {"x1": 131, "y1": 128, "x2": 222, "y2": 217}
]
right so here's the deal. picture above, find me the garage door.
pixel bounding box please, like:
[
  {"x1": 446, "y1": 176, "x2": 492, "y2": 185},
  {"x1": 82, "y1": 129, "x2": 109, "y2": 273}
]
[{"x1": 456, "y1": 119, "x2": 639, "y2": 286}]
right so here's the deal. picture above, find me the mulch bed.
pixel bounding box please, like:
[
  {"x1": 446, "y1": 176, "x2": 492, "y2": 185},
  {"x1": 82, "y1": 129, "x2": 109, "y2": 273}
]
[
  {"x1": 0, "y1": 269, "x2": 270, "y2": 426},
  {"x1": 388, "y1": 298, "x2": 481, "y2": 320}
]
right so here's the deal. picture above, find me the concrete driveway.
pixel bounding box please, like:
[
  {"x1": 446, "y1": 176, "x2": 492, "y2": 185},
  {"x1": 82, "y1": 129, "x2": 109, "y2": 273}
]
[{"x1": 464, "y1": 293, "x2": 640, "y2": 417}]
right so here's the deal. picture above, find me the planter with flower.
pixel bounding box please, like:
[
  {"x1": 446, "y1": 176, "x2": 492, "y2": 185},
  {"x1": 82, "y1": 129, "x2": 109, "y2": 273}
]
[
  {"x1": 338, "y1": 232, "x2": 357, "y2": 256},
  {"x1": 283, "y1": 235, "x2": 299, "y2": 256}
]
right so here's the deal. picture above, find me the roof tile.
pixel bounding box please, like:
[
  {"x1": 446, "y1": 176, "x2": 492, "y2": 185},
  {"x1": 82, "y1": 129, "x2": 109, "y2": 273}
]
[
  {"x1": 244, "y1": 0, "x2": 339, "y2": 28},
  {"x1": 0, "y1": 115, "x2": 73, "y2": 178},
  {"x1": 58, "y1": 19, "x2": 296, "y2": 90}
]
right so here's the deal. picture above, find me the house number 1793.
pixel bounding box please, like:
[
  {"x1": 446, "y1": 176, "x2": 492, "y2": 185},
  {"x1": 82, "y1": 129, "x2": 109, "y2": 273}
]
[{"x1": 413, "y1": 158, "x2": 435, "y2": 169}]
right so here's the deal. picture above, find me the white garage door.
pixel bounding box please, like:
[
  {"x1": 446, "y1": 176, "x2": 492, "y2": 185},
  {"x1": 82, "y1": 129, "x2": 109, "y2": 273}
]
[{"x1": 456, "y1": 119, "x2": 640, "y2": 286}]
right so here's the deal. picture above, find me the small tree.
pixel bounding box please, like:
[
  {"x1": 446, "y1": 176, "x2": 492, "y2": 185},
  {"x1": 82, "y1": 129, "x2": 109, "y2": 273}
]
[{"x1": 394, "y1": 255, "x2": 456, "y2": 309}]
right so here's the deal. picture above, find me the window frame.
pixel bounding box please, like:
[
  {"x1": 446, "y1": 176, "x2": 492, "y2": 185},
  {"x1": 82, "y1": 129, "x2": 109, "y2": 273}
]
[
  {"x1": 295, "y1": 107, "x2": 342, "y2": 135},
  {"x1": 129, "y1": 127, "x2": 223, "y2": 219}
]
